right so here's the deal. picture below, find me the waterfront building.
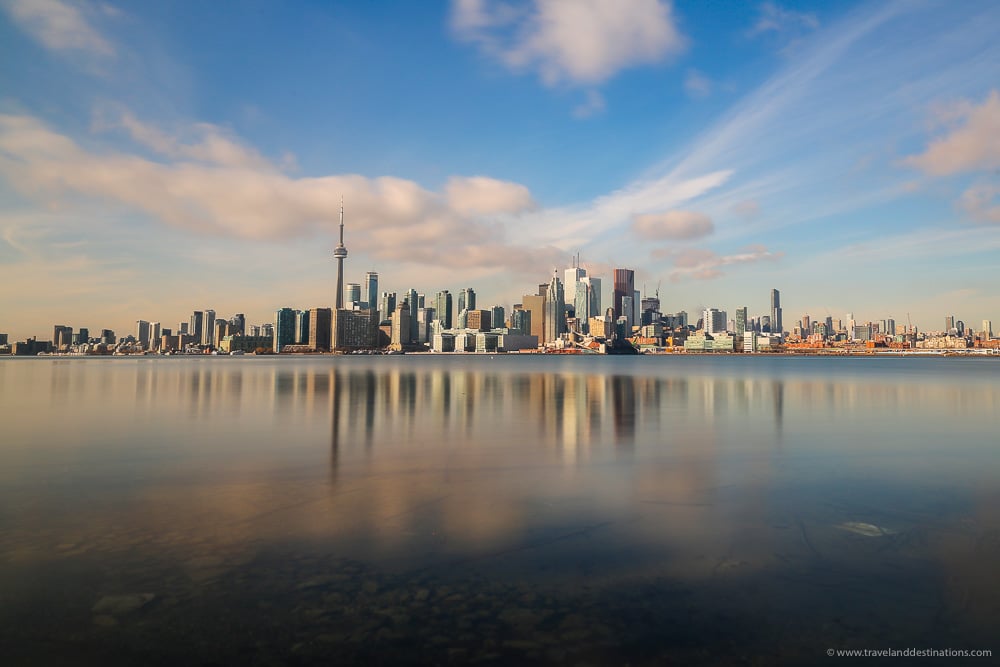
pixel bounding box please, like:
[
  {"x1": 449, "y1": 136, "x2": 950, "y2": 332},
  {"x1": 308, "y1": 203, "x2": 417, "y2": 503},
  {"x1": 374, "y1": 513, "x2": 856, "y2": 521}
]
[
  {"x1": 100, "y1": 329, "x2": 115, "y2": 345},
  {"x1": 219, "y1": 335, "x2": 273, "y2": 354},
  {"x1": 432, "y1": 332, "x2": 456, "y2": 352},
  {"x1": 273, "y1": 308, "x2": 296, "y2": 353},
  {"x1": 308, "y1": 308, "x2": 332, "y2": 351},
  {"x1": 295, "y1": 310, "x2": 311, "y2": 345},
  {"x1": 333, "y1": 309, "x2": 377, "y2": 351},
  {"x1": 136, "y1": 320, "x2": 151, "y2": 349}
]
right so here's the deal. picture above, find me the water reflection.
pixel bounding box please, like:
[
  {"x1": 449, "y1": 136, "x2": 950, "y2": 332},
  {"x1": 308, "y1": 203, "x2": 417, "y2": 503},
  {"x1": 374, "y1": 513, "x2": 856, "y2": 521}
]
[{"x1": 0, "y1": 357, "x2": 998, "y2": 664}]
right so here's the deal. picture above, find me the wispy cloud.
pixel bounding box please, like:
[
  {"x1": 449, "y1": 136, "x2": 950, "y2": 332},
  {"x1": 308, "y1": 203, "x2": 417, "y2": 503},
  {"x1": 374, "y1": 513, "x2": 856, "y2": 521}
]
[
  {"x1": 632, "y1": 210, "x2": 713, "y2": 241},
  {"x1": 451, "y1": 0, "x2": 685, "y2": 86},
  {"x1": 747, "y1": 2, "x2": 819, "y2": 38},
  {"x1": 2, "y1": 0, "x2": 114, "y2": 56},
  {"x1": 572, "y1": 90, "x2": 606, "y2": 118},
  {"x1": 653, "y1": 244, "x2": 782, "y2": 281},
  {"x1": 683, "y1": 69, "x2": 712, "y2": 99}
]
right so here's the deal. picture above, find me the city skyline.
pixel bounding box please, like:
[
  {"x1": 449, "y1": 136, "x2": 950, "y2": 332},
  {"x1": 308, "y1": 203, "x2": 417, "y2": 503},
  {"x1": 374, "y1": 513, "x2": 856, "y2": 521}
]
[{"x1": 2, "y1": 1, "x2": 1000, "y2": 340}]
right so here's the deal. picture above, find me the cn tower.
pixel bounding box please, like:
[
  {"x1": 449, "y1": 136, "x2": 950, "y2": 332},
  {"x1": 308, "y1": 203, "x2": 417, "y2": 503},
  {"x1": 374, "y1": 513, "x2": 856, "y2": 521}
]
[{"x1": 333, "y1": 197, "x2": 348, "y2": 309}]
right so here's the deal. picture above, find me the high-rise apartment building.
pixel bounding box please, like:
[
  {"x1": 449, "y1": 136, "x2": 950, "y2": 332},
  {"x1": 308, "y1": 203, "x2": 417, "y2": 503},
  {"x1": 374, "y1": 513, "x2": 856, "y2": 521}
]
[
  {"x1": 296, "y1": 310, "x2": 311, "y2": 344},
  {"x1": 945, "y1": 315, "x2": 955, "y2": 333},
  {"x1": 273, "y1": 308, "x2": 296, "y2": 353},
  {"x1": 613, "y1": 269, "x2": 635, "y2": 322},
  {"x1": 309, "y1": 308, "x2": 332, "y2": 351},
  {"x1": 983, "y1": 320, "x2": 993, "y2": 339},
  {"x1": 467, "y1": 310, "x2": 491, "y2": 331},
  {"x1": 229, "y1": 314, "x2": 245, "y2": 337},
  {"x1": 53, "y1": 325, "x2": 72, "y2": 348},
  {"x1": 364, "y1": 271, "x2": 379, "y2": 310},
  {"x1": 510, "y1": 307, "x2": 531, "y2": 336}
]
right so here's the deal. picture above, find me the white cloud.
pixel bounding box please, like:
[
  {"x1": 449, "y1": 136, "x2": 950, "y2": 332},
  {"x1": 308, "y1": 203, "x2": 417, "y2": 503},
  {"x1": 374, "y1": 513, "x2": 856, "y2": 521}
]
[
  {"x1": 902, "y1": 90, "x2": 1000, "y2": 177},
  {"x1": 683, "y1": 69, "x2": 712, "y2": 98},
  {"x1": 444, "y1": 176, "x2": 536, "y2": 216},
  {"x1": 572, "y1": 90, "x2": 606, "y2": 118},
  {"x1": 2, "y1": 0, "x2": 114, "y2": 56},
  {"x1": 631, "y1": 210, "x2": 713, "y2": 240},
  {"x1": 747, "y1": 2, "x2": 819, "y2": 38},
  {"x1": 451, "y1": 0, "x2": 685, "y2": 86},
  {"x1": 0, "y1": 113, "x2": 558, "y2": 273}
]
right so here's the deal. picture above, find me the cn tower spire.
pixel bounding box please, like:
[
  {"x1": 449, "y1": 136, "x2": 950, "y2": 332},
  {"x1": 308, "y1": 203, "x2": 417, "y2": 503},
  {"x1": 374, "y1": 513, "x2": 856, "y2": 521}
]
[{"x1": 333, "y1": 196, "x2": 348, "y2": 310}]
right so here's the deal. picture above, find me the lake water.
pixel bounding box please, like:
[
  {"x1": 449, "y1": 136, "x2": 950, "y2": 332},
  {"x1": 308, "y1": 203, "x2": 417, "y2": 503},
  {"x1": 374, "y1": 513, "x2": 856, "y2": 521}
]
[{"x1": 1, "y1": 355, "x2": 998, "y2": 665}]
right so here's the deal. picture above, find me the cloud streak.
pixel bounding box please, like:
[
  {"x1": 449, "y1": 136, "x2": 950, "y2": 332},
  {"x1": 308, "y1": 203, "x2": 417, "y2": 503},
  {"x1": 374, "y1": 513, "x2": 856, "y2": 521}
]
[{"x1": 2, "y1": 0, "x2": 114, "y2": 56}]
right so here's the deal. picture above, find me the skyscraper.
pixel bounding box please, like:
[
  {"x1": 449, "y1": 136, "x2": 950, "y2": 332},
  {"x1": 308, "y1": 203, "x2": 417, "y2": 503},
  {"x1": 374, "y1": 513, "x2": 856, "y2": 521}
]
[
  {"x1": 983, "y1": 320, "x2": 993, "y2": 339},
  {"x1": 406, "y1": 288, "x2": 419, "y2": 341},
  {"x1": 333, "y1": 198, "x2": 348, "y2": 309},
  {"x1": 491, "y1": 305, "x2": 505, "y2": 331},
  {"x1": 136, "y1": 320, "x2": 150, "y2": 348},
  {"x1": 703, "y1": 308, "x2": 726, "y2": 335},
  {"x1": 458, "y1": 287, "x2": 476, "y2": 314},
  {"x1": 346, "y1": 283, "x2": 361, "y2": 308},
  {"x1": 565, "y1": 263, "x2": 586, "y2": 314},
  {"x1": 380, "y1": 291, "x2": 397, "y2": 323},
  {"x1": 613, "y1": 268, "x2": 635, "y2": 321},
  {"x1": 543, "y1": 270, "x2": 565, "y2": 343},
  {"x1": 435, "y1": 290, "x2": 453, "y2": 330},
  {"x1": 364, "y1": 271, "x2": 379, "y2": 310},
  {"x1": 296, "y1": 310, "x2": 311, "y2": 344},
  {"x1": 309, "y1": 308, "x2": 332, "y2": 351},
  {"x1": 190, "y1": 311, "x2": 204, "y2": 344},
  {"x1": 770, "y1": 289, "x2": 782, "y2": 336},
  {"x1": 229, "y1": 314, "x2": 245, "y2": 337},
  {"x1": 735, "y1": 307, "x2": 748, "y2": 335},
  {"x1": 273, "y1": 308, "x2": 296, "y2": 353}
]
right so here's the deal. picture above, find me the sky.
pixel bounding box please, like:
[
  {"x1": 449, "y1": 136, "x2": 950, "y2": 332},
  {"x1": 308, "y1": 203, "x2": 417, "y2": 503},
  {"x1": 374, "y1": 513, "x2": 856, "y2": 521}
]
[{"x1": 1, "y1": 0, "x2": 999, "y2": 340}]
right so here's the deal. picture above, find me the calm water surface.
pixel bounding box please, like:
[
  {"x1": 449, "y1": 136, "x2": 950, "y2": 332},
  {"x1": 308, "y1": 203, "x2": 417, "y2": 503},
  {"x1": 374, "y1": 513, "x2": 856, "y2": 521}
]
[{"x1": 1, "y1": 356, "x2": 998, "y2": 665}]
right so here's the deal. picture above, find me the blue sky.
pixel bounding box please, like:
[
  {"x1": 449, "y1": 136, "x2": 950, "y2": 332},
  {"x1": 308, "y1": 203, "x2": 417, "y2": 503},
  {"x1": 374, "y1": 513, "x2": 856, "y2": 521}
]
[{"x1": 1, "y1": 0, "x2": 999, "y2": 340}]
